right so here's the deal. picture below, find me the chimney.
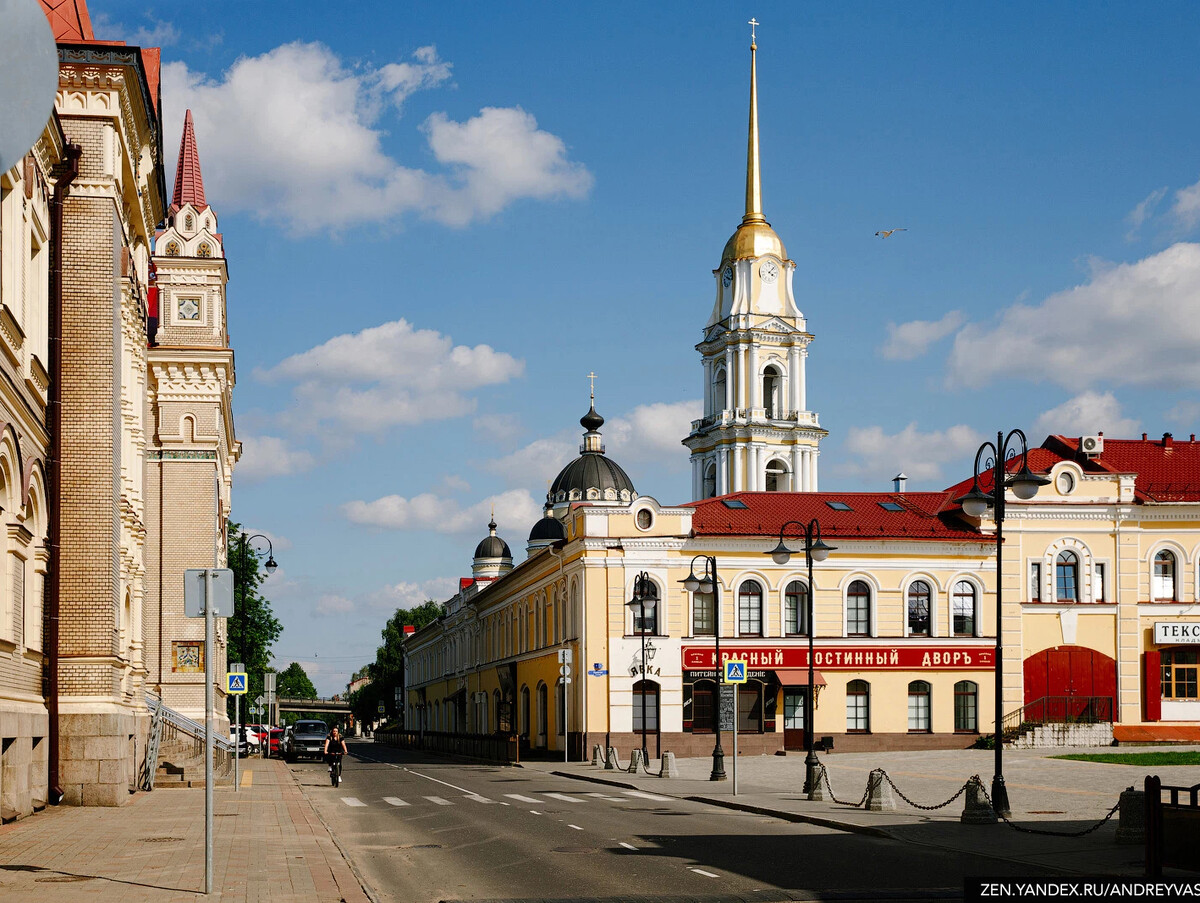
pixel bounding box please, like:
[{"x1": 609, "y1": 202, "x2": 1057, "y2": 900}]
[
  {"x1": 1142, "y1": 433, "x2": 1148, "y2": 441},
  {"x1": 893, "y1": 472, "x2": 908, "y2": 493},
  {"x1": 1163, "y1": 432, "x2": 1174, "y2": 448}
]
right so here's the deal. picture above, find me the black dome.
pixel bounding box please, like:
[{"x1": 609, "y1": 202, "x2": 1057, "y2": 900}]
[
  {"x1": 474, "y1": 518, "x2": 511, "y2": 560},
  {"x1": 549, "y1": 452, "x2": 636, "y2": 502},
  {"x1": 528, "y1": 514, "x2": 566, "y2": 543},
  {"x1": 580, "y1": 404, "x2": 604, "y2": 432}
]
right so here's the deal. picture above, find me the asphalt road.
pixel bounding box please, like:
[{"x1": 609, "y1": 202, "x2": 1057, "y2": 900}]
[{"x1": 295, "y1": 741, "x2": 1054, "y2": 903}]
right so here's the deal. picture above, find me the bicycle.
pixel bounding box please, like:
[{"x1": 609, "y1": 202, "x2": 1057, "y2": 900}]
[{"x1": 328, "y1": 753, "x2": 343, "y2": 786}]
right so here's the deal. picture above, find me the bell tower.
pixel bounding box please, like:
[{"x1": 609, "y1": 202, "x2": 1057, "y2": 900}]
[{"x1": 682, "y1": 30, "x2": 827, "y2": 498}]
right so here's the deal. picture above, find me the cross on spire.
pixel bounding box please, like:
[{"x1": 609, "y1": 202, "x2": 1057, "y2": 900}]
[
  {"x1": 587, "y1": 371, "x2": 597, "y2": 402},
  {"x1": 749, "y1": 17, "x2": 759, "y2": 45}
]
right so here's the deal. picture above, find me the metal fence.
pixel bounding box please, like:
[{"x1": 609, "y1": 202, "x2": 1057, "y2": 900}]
[
  {"x1": 1146, "y1": 775, "x2": 1200, "y2": 877},
  {"x1": 1002, "y1": 695, "x2": 1113, "y2": 737}
]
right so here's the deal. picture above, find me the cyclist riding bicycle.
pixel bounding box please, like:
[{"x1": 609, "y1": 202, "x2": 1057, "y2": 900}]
[{"x1": 324, "y1": 726, "x2": 348, "y2": 786}]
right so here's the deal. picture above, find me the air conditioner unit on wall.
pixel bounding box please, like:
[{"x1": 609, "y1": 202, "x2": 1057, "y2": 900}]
[{"x1": 1081, "y1": 435, "x2": 1103, "y2": 455}]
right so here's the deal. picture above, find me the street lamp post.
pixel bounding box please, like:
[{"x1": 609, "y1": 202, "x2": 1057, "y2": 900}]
[
  {"x1": 233, "y1": 531, "x2": 278, "y2": 662},
  {"x1": 681, "y1": 555, "x2": 726, "y2": 781},
  {"x1": 625, "y1": 572, "x2": 657, "y2": 766},
  {"x1": 766, "y1": 520, "x2": 835, "y2": 799},
  {"x1": 954, "y1": 429, "x2": 1049, "y2": 817}
]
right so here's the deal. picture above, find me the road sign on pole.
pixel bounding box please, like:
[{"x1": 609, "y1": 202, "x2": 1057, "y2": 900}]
[
  {"x1": 227, "y1": 673, "x2": 247, "y2": 694},
  {"x1": 184, "y1": 568, "x2": 235, "y2": 617},
  {"x1": 724, "y1": 659, "x2": 748, "y2": 684}
]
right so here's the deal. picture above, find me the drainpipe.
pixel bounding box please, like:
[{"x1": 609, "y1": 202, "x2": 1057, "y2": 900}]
[{"x1": 47, "y1": 141, "x2": 82, "y2": 805}]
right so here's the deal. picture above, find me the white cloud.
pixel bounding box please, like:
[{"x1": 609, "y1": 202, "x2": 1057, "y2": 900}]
[
  {"x1": 1032, "y1": 391, "x2": 1139, "y2": 439},
  {"x1": 363, "y1": 577, "x2": 459, "y2": 611},
  {"x1": 1171, "y1": 178, "x2": 1200, "y2": 231},
  {"x1": 880, "y1": 311, "x2": 965, "y2": 361},
  {"x1": 341, "y1": 488, "x2": 541, "y2": 534},
  {"x1": 161, "y1": 43, "x2": 591, "y2": 233},
  {"x1": 1166, "y1": 400, "x2": 1200, "y2": 426},
  {"x1": 315, "y1": 594, "x2": 355, "y2": 616},
  {"x1": 260, "y1": 319, "x2": 523, "y2": 434},
  {"x1": 836, "y1": 422, "x2": 984, "y2": 486},
  {"x1": 1126, "y1": 187, "x2": 1167, "y2": 240},
  {"x1": 946, "y1": 243, "x2": 1200, "y2": 391},
  {"x1": 237, "y1": 435, "x2": 317, "y2": 481}
]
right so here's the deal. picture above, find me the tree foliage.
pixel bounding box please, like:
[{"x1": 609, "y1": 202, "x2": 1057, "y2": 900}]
[
  {"x1": 226, "y1": 520, "x2": 284, "y2": 718},
  {"x1": 347, "y1": 601, "x2": 442, "y2": 727},
  {"x1": 277, "y1": 661, "x2": 318, "y2": 699}
]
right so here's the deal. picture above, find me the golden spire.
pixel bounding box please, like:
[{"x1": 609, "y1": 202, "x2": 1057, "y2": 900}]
[{"x1": 744, "y1": 18, "x2": 765, "y2": 226}]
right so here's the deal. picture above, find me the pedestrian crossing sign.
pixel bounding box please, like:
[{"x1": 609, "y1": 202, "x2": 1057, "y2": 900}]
[
  {"x1": 226, "y1": 672, "x2": 248, "y2": 694},
  {"x1": 724, "y1": 659, "x2": 748, "y2": 683}
]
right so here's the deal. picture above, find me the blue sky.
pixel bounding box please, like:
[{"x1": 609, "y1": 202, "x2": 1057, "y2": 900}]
[{"x1": 94, "y1": 1, "x2": 1200, "y2": 695}]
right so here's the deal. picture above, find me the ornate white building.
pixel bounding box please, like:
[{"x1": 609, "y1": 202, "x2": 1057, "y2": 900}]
[{"x1": 683, "y1": 37, "x2": 826, "y2": 499}]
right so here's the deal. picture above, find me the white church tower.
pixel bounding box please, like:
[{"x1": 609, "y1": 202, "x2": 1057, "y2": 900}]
[{"x1": 683, "y1": 31, "x2": 827, "y2": 499}]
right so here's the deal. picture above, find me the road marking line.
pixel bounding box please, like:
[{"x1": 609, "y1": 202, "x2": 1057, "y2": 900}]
[
  {"x1": 530, "y1": 810, "x2": 542, "y2": 816},
  {"x1": 568, "y1": 824, "x2": 583, "y2": 831},
  {"x1": 619, "y1": 842, "x2": 638, "y2": 851},
  {"x1": 425, "y1": 796, "x2": 453, "y2": 806},
  {"x1": 689, "y1": 868, "x2": 719, "y2": 878},
  {"x1": 405, "y1": 768, "x2": 477, "y2": 795},
  {"x1": 466, "y1": 794, "x2": 496, "y2": 804},
  {"x1": 341, "y1": 797, "x2": 367, "y2": 807},
  {"x1": 383, "y1": 797, "x2": 409, "y2": 807},
  {"x1": 543, "y1": 792, "x2": 584, "y2": 803},
  {"x1": 584, "y1": 792, "x2": 626, "y2": 802},
  {"x1": 240, "y1": 771, "x2": 253, "y2": 788},
  {"x1": 504, "y1": 794, "x2": 542, "y2": 804},
  {"x1": 624, "y1": 790, "x2": 672, "y2": 801}
]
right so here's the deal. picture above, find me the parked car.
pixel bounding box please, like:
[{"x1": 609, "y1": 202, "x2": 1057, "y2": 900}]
[
  {"x1": 285, "y1": 720, "x2": 332, "y2": 762},
  {"x1": 244, "y1": 725, "x2": 261, "y2": 752},
  {"x1": 227, "y1": 726, "x2": 251, "y2": 756},
  {"x1": 264, "y1": 727, "x2": 284, "y2": 758}
]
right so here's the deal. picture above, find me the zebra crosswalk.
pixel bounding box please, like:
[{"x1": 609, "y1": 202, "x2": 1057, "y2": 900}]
[{"x1": 339, "y1": 788, "x2": 679, "y2": 810}]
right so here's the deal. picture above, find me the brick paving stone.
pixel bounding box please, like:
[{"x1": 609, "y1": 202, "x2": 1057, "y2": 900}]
[{"x1": 0, "y1": 757, "x2": 371, "y2": 902}]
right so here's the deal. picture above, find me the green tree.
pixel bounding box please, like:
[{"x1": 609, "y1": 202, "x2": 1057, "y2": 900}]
[
  {"x1": 277, "y1": 661, "x2": 318, "y2": 699},
  {"x1": 227, "y1": 520, "x2": 284, "y2": 718},
  {"x1": 352, "y1": 601, "x2": 442, "y2": 726}
]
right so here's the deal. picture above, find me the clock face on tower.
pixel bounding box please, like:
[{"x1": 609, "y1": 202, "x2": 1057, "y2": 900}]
[
  {"x1": 759, "y1": 260, "x2": 779, "y2": 284},
  {"x1": 721, "y1": 266, "x2": 733, "y2": 288}
]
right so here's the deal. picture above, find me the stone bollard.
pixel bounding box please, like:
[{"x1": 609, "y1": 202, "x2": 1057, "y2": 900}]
[
  {"x1": 659, "y1": 751, "x2": 679, "y2": 778},
  {"x1": 628, "y1": 749, "x2": 644, "y2": 773},
  {"x1": 591, "y1": 744, "x2": 602, "y2": 767},
  {"x1": 605, "y1": 747, "x2": 618, "y2": 770},
  {"x1": 809, "y1": 763, "x2": 827, "y2": 801},
  {"x1": 960, "y1": 777, "x2": 998, "y2": 824},
  {"x1": 1115, "y1": 785, "x2": 1145, "y2": 844},
  {"x1": 865, "y1": 769, "x2": 896, "y2": 811}
]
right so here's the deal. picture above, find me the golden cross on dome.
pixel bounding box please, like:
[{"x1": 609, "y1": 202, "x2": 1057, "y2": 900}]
[
  {"x1": 587, "y1": 371, "x2": 597, "y2": 402},
  {"x1": 749, "y1": 17, "x2": 759, "y2": 44}
]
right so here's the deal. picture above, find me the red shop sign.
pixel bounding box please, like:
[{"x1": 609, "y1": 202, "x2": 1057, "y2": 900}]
[{"x1": 681, "y1": 644, "x2": 992, "y2": 670}]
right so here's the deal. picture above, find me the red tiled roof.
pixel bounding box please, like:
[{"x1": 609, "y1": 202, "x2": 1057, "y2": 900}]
[
  {"x1": 688, "y1": 491, "x2": 985, "y2": 543},
  {"x1": 942, "y1": 447, "x2": 1068, "y2": 500},
  {"x1": 171, "y1": 110, "x2": 207, "y2": 212},
  {"x1": 1046, "y1": 434, "x2": 1200, "y2": 502},
  {"x1": 459, "y1": 578, "x2": 474, "y2": 591},
  {"x1": 141, "y1": 47, "x2": 161, "y2": 114},
  {"x1": 40, "y1": 0, "x2": 93, "y2": 41}
]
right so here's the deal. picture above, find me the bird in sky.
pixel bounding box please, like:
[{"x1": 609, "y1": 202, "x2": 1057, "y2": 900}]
[{"x1": 875, "y1": 228, "x2": 907, "y2": 238}]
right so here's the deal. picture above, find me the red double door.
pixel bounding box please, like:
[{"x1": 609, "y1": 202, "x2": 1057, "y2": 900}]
[{"x1": 1023, "y1": 645, "x2": 1117, "y2": 721}]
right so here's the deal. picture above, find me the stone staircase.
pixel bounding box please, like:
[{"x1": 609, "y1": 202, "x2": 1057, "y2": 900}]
[{"x1": 153, "y1": 733, "x2": 236, "y2": 788}]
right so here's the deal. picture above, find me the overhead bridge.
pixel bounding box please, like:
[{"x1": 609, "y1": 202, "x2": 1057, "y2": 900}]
[{"x1": 277, "y1": 696, "x2": 351, "y2": 716}]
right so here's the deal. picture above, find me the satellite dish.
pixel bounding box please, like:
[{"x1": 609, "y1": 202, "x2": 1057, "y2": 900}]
[{"x1": 0, "y1": 0, "x2": 60, "y2": 173}]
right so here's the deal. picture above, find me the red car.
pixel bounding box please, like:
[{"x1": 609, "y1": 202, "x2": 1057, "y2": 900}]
[{"x1": 265, "y1": 727, "x2": 284, "y2": 757}]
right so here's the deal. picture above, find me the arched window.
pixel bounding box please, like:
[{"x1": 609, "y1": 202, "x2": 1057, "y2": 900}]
[
  {"x1": 847, "y1": 580, "x2": 871, "y2": 636},
  {"x1": 493, "y1": 689, "x2": 504, "y2": 733},
  {"x1": 907, "y1": 581, "x2": 931, "y2": 636},
  {"x1": 954, "y1": 680, "x2": 978, "y2": 732},
  {"x1": 1056, "y1": 551, "x2": 1079, "y2": 602},
  {"x1": 703, "y1": 462, "x2": 717, "y2": 498},
  {"x1": 692, "y1": 587, "x2": 714, "y2": 636},
  {"x1": 632, "y1": 679, "x2": 659, "y2": 735},
  {"x1": 632, "y1": 580, "x2": 659, "y2": 634},
  {"x1": 762, "y1": 366, "x2": 781, "y2": 419},
  {"x1": 738, "y1": 580, "x2": 763, "y2": 636},
  {"x1": 784, "y1": 580, "x2": 808, "y2": 635},
  {"x1": 536, "y1": 683, "x2": 548, "y2": 747},
  {"x1": 953, "y1": 581, "x2": 977, "y2": 636},
  {"x1": 764, "y1": 460, "x2": 790, "y2": 492},
  {"x1": 520, "y1": 686, "x2": 530, "y2": 738},
  {"x1": 846, "y1": 680, "x2": 870, "y2": 732},
  {"x1": 1154, "y1": 550, "x2": 1177, "y2": 601},
  {"x1": 713, "y1": 368, "x2": 727, "y2": 414},
  {"x1": 908, "y1": 680, "x2": 931, "y2": 732}
]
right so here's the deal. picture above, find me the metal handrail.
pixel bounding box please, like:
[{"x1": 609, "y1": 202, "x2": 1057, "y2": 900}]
[
  {"x1": 146, "y1": 695, "x2": 234, "y2": 753},
  {"x1": 1001, "y1": 695, "x2": 1113, "y2": 737}
]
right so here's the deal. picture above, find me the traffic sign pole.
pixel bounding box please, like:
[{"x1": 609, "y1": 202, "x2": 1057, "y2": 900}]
[{"x1": 204, "y1": 568, "x2": 213, "y2": 895}]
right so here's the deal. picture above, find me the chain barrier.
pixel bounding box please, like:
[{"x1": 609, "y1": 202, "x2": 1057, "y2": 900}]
[
  {"x1": 820, "y1": 764, "x2": 873, "y2": 808},
  {"x1": 880, "y1": 769, "x2": 969, "y2": 811},
  {"x1": 976, "y1": 779, "x2": 1123, "y2": 837}
]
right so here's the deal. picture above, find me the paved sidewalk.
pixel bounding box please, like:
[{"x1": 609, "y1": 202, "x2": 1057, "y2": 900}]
[
  {"x1": 523, "y1": 744, "x2": 1200, "y2": 878},
  {"x1": 0, "y1": 756, "x2": 371, "y2": 901}
]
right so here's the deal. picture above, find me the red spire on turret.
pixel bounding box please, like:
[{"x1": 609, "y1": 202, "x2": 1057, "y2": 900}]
[
  {"x1": 171, "y1": 110, "x2": 207, "y2": 213},
  {"x1": 40, "y1": 0, "x2": 94, "y2": 41}
]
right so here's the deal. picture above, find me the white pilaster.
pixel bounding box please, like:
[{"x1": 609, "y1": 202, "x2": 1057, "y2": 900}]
[
  {"x1": 811, "y1": 448, "x2": 819, "y2": 491},
  {"x1": 791, "y1": 445, "x2": 802, "y2": 491},
  {"x1": 733, "y1": 446, "x2": 744, "y2": 492},
  {"x1": 788, "y1": 345, "x2": 800, "y2": 416},
  {"x1": 724, "y1": 346, "x2": 734, "y2": 412},
  {"x1": 798, "y1": 348, "x2": 808, "y2": 411},
  {"x1": 717, "y1": 447, "x2": 729, "y2": 495},
  {"x1": 702, "y1": 357, "x2": 713, "y2": 417},
  {"x1": 748, "y1": 343, "x2": 760, "y2": 412}
]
